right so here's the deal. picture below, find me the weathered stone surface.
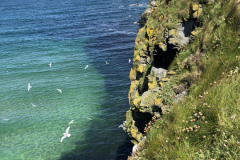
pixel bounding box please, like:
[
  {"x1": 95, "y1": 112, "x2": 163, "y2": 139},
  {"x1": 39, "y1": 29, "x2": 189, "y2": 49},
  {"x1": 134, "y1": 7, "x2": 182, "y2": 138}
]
[
  {"x1": 168, "y1": 20, "x2": 198, "y2": 48},
  {"x1": 151, "y1": 66, "x2": 167, "y2": 80},
  {"x1": 174, "y1": 91, "x2": 188, "y2": 103},
  {"x1": 148, "y1": 74, "x2": 159, "y2": 90},
  {"x1": 138, "y1": 8, "x2": 152, "y2": 25},
  {"x1": 139, "y1": 90, "x2": 159, "y2": 113},
  {"x1": 138, "y1": 0, "x2": 157, "y2": 25}
]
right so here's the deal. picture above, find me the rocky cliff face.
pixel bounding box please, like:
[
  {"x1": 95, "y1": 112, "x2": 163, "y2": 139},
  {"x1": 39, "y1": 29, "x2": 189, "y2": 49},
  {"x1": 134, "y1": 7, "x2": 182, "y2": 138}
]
[
  {"x1": 124, "y1": 0, "x2": 206, "y2": 145},
  {"x1": 125, "y1": 0, "x2": 240, "y2": 158}
]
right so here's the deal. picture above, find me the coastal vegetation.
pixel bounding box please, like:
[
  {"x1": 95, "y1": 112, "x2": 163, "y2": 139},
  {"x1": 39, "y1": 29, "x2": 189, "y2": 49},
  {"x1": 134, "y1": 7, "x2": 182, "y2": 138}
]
[{"x1": 125, "y1": 0, "x2": 240, "y2": 159}]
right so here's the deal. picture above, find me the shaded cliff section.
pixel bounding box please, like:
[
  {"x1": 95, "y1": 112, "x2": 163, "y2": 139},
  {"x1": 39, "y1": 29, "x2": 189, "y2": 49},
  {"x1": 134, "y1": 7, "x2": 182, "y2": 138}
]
[{"x1": 124, "y1": 0, "x2": 205, "y2": 145}]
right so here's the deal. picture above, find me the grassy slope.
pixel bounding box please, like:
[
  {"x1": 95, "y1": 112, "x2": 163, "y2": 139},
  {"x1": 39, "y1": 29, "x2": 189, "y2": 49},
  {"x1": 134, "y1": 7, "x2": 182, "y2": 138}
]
[{"x1": 130, "y1": 0, "x2": 240, "y2": 159}]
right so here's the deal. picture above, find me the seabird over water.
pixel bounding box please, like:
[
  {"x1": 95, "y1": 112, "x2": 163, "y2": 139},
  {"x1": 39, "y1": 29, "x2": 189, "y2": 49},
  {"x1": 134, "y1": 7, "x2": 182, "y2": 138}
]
[
  {"x1": 57, "y1": 88, "x2": 62, "y2": 93},
  {"x1": 69, "y1": 120, "x2": 74, "y2": 125},
  {"x1": 60, "y1": 126, "x2": 71, "y2": 142},
  {"x1": 31, "y1": 103, "x2": 37, "y2": 107},
  {"x1": 49, "y1": 62, "x2": 52, "y2": 67},
  {"x1": 28, "y1": 83, "x2": 32, "y2": 91},
  {"x1": 87, "y1": 117, "x2": 92, "y2": 120},
  {"x1": 85, "y1": 65, "x2": 88, "y2": 69}
]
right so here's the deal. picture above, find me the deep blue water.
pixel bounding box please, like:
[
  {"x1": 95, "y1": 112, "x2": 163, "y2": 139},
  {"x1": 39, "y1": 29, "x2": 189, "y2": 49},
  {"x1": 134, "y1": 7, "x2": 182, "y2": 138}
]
[{"x1": 0, "y1": 0, "x2": 148, "y2": 159}]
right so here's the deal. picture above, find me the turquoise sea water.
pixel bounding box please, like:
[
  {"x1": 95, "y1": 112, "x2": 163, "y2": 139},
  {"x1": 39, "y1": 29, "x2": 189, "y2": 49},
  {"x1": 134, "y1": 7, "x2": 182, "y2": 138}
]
[{"x1": 0, "y1": 0, "x2": 148, "y2": 159}]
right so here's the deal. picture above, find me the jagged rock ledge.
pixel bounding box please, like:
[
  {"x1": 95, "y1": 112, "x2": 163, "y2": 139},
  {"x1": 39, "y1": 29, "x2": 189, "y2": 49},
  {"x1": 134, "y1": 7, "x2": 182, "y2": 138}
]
[{"x1": 124, "y1": 0, "x2": 205, "y2": 149}]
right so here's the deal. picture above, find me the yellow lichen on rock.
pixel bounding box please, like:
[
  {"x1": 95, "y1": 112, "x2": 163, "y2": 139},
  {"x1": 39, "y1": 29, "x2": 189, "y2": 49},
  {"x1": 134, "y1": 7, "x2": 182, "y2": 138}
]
[
  {"x1": 139, "y1": 50, "x2": 146, "y2": 57},
  {"x1": 148, "y1": 78, "x2": 158, "y2": 90},
  {"x1": 192, "y1": 4, "x2": 202, "y2": 18},
  {"x1": 192, "y1": 4, "x2": 199, "y2": 11},
  {"x1": 137, "y1": 64, "x2": 144, "y2": 73},
  {"x1": 169, "y1": 37, "x2": 177, "y2": 45},
  {"x1": 191, "y1": 30, "x2": 198, "y2": 36},
  {"x1": 168, "y1": 71, "x2": 177, "y2": 75},
  {"x1": 129, "y1": 68, "x2": 137, "y2": 81},
  {"x1": 138, "y1": 27, "x2": 144, "y2": 34},
  {"x1": 135, "y1": 55, "x2": 141, "y2": 62},
  {"x1": 159, "y1": 42, "x2": 167, "y2": 51},
  {"x1": 142, "y1": 44, "x2": 147, "y2": 51},
  {"x1": 197, "y1": 6, "x2": 202, "y2": 18},
  {"x1": 134, "y1": 49, "x2": 137, "y2": 55},
  {"x1": 147, "y1": 26, "x2": 154, "y2": 37},
  {"x1": 169, "y1": 29, "x2": 176, "y2": 37},
  {"x1": 133, "y1": 97, "x2": 141, "y2": 108},
  {"x1": 129, "y1": 80, "x2": 138, "y2": 102},
  {"x1": 159, "y1": 82, "x2": 163, "y2": 87},
  {"x1": 130, "y1": 120, "x2": 142, "y2": 143},
  {"x1": 161, "y1": 78, "x2": 170, "y2": 82},
  {"x1": 155, "y1": 98, "x2": 162, "y2": 106}
]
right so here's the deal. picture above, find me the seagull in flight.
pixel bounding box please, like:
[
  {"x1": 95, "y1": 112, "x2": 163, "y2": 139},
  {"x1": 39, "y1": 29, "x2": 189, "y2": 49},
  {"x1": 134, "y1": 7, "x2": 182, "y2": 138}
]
[
  {"x1": 28, "y1": 83, "x2": 32, "y2": 91},
  {"x1": 31, "y1": 103, "x2": 37, "y2": 107},
  {"x1": 129, "y1": 59, "x2": 131, "y2": 63},
  {"x1": 69, "y1": 120, "x2": 74, "y2": 125},
  {"x1": 49, "y1": 62, "x2": 52, "y2": 67},
  {"x1": 85, "y1": 65, "x2": 88, "y2": 69},
  {"x1": 60, "y1": 126, "x2": 71, "y2": 142},
  {"x1": 57, "y1": 88, "x2": 62, "y2": 93},
  {"x1": 87, "y1": 117, "x2": 92, "y2": 120},
  {"x1": 105, "y1": 61, "x2": 109, "y2": 65}
]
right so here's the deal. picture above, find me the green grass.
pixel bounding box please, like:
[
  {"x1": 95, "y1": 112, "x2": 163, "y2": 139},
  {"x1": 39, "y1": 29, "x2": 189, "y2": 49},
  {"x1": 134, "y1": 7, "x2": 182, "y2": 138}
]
[{"x1": 129, "y1": 0, "x2": 240, "y2": 159}]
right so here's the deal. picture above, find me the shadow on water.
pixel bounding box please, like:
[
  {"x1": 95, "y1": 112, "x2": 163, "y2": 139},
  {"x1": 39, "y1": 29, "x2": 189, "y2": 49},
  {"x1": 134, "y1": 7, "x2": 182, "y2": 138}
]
[
  {"x1": 59, "y1": 1, "x2": 149, "y2": 159},
  {"x1": 59, "y1": 28, "x2": 140, "y2": 160}
]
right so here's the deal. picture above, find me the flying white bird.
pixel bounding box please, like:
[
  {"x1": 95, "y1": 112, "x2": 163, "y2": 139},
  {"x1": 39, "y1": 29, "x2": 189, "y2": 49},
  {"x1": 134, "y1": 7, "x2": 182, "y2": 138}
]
[
  {"x1": 87, "y1": 117, "x2": 92, "y2": 120},
  {"x1": 60, "y1": 126, "x2": 71, "y2": 142},
  {"x1": 69, "y1": 120, "x2": 74, "y2": 125},
  {"x1": 85, "y1": 65, "x2": 88, "y2": 69},
  {"x1": 31, "y1": 103, "x2": 37, "y2": 107},
  {"x1": 129, "y1": 59, "x2": 131, "y2": 63},
  {"x1": 49, "y1": 62, "x2": 52, "y2": 67},
  {"x1": 105, "y1": 61, "x2": 109, "y2": 65},
  {"x1": 28, "y1": 83, "x2": 32, "y2": 91},
  {"x1": 57, "y1": 88, "x2": 62, "y2": 93}
]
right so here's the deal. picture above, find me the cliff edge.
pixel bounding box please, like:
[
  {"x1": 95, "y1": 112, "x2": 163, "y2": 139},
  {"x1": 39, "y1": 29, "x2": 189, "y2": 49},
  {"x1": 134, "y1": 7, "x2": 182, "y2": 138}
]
[{"x1": 124, "y1": 0, "x2": 240, "y2": 159}]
